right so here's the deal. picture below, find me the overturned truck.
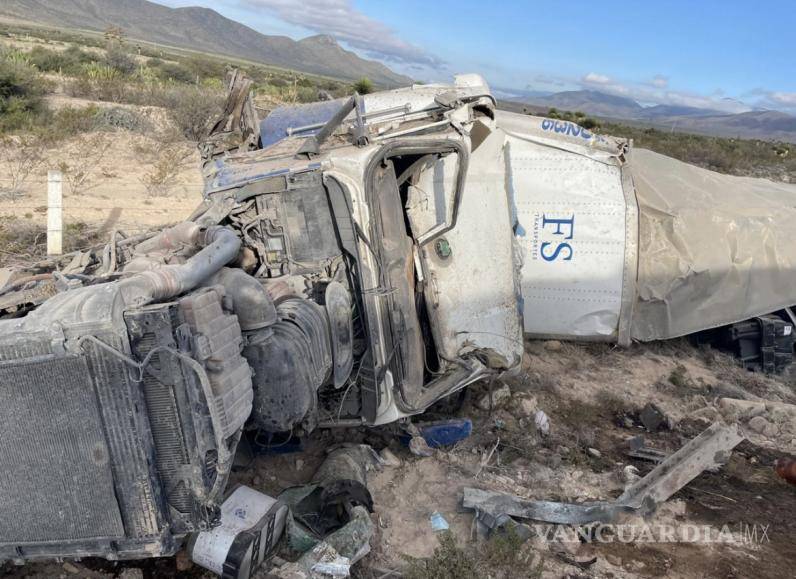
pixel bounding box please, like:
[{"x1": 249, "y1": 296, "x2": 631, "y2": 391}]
[{"x1": 1, "y1": 74, "x2": 796, "y2": 564}]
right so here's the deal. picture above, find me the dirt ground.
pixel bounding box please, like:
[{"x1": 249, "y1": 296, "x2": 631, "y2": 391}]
[{"x1": 0, "y1": 95, "x2": 202, "y2": 246}]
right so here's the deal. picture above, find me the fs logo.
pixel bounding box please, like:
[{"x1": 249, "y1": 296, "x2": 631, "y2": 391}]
[{"x1": 540, "y1": 214, "x2": 574, "y2": 261}]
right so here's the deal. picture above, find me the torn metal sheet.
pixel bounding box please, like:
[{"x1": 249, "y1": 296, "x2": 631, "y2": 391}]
[
  {"x1": 631, "y1": 149, "x2": 796, "y2": 340},
  {"x1": 463, "y1": 422, "x2": 744, "y2": 526}
]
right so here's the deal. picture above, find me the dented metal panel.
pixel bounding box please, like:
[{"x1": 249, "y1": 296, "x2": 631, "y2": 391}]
[
  {"x1": 409, "y1": 127, "x2": 523, "y2": 367},
  {"x1": 498, "y1": 111, "x2": 635, "y2": 341}
]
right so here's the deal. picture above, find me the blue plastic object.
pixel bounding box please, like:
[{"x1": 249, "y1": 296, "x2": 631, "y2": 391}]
[
  {"x1": 430, "y1": 511, "x2": 450, "y2": 531},
  {"x1": 401, "y1": 418, "x2": 473, "y2": 448}
]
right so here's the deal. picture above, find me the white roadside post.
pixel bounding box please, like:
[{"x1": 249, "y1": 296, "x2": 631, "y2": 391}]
[{"x1": 47, "y1": 169, "x2": 63, "y2": 256}]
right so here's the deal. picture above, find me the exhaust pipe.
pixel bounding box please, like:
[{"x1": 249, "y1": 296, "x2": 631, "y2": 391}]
[{"x1": 119, "y1": 225, "x2": 241, "y2": 307}]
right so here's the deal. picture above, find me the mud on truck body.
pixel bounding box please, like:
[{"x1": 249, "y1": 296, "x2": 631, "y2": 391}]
[{"x1": 2, "y1": 73, "x2": 796, "y2": 564}]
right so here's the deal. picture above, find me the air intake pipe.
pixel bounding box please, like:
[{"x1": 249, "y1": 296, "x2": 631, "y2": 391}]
[
  {"x1": 119, "y1": 225, "x2": 241, "y2": 307},
  {"x1": 205, "y1": 267, "x2": 277, "y2": 331}
]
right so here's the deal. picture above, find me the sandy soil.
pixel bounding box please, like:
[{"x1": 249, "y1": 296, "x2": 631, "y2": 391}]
[{"x1": 0, "y1": 96, "x2": 203, "y2": 240}]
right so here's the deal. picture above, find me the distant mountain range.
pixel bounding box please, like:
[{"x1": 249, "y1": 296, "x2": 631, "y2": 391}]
[
  {"x1": 503, "y1": 90, "x2": 796, "y2": 142},
  {"x1": 0, "y1": 0, "x2": 413, "y2": 86}
]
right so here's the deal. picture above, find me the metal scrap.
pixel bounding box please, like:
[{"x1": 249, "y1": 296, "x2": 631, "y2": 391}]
[
  {"x1": 463, "y1": 421, "x2": 744, "y2": 527},
  {"x1": 626, "y1": 435, "x2": 669, "y2": 463}
]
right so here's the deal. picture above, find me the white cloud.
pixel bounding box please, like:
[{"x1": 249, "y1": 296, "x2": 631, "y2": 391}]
[
  {"x1": 770, "y1": 92, "x2": 796, "y2": 106},
  {"x1": 242, "y1": 0, "x2": 443, "y2": 68},
  {"x1": 650, "y1": 75, "x2": 668, "y2": 88},
  {"x1": 582, "y1": 72, "x2": 612, "y2": 85}
]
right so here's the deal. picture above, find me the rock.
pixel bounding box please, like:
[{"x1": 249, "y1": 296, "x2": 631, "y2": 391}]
[
  {"x1": 621, "y1": 465, "x2": 641, "y2": 487},
  {"x1": 119, "y1": 569, "x2": 144, "y2": 579},
  {"x1": 379, "y1": 447, "x2": 401, "y2": 467},
  {"x1": 587, "y1": 448, "x2": 601, "y2": 458},
  {"x1": 295, "y1": 458, "x2": 305, "y2": 471},
  {"x1": 526, "y1": 340, "x2": 546, "y2": 355},
  {"x1": 409, "y1": 436, "x2": 434, "y2": 457},
  {"x1": 544, "y1": 340, "x2": 562, "y2": 352},
  {"x1": 534, "y1": 410, "x2": 550, "y2": 436},
  {"x1": 493, "y1": 409, "x2": 518, "y2": 431},
  {"x1": 546, "y1": 453, "x2": 562, "y2": 469},
  {"x1": 622, "y1": 416, "x2": 635, "y2": 429},
  {"x1": 719, "y1": 398, "x2": 767, "y2": 419},
  {"x1": 252, "y1": 475, "x2": 263, "y2": 486},
  {"x1": 62, "y1": 562, "x2": 80, "y2": 574},
  {"x1": 605, "y1": 554, "x2": 623, "y2": 567},
  {"x1": 515, "y1": 395, "x2": 538, "y2": 418},
  {"x1": 639, "y1": 402, "x2": 667, "y2": 431},
  {"x1": 477, "y1": 383, "x2": 512, "y2": 410},
  {"x1": 521, "y1": 352, "x2": 533, "y2": 371},
  {"x1": 748, "y1": 415, "x2": 778, "y2": 437}
]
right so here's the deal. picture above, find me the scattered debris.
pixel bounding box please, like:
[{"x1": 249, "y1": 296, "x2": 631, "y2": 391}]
[
  {"x1": 626, "y1": 435, "x2": 669, "y2": 463},
  {"x1": 534, "y1": 410, "x2": 550, "y2": 436},
  {"x1": 402, "y1": 418, "x2": 473, "y2": 448},
  {"x1": 587, "y1": 447, "x2": 601, "y2": 458},
  {"x1": 462, "y1": 422, "x2": 744, "y2": 526},
  {"x1": 190, "y1": 486, "x2": 288, "y2": 578},
  {"x1": 275, "y1": 513, "x2": 371, "y2": 579},
  {"x1": 430, "y1": 512, "x2": 450, "y2": 532},
  {"x1": 409, "y1": 436, "x2": 435, "y2": 457}
]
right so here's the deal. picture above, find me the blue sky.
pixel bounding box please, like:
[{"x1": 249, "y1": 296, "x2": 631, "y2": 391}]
[{"x1": 157, "y1": 1, "x2": 796, "y2": 113}]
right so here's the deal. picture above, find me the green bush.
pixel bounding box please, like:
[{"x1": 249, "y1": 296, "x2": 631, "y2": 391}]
[
  {"x1": 184, "y1": 55, "x2": 225, "y2": 81},
  {"x1": 0, "y1": 50, "x2": 48, "y2": 132},
  {"x1": 103, "y1": 45, "x2": 136, "y2": 75},
  {"x1": 26, "y1": 45, "x2": 95, "y2": 75},
  {"x1": 353, "y1": 77, "x2": 373, "y2": 94},
  {"x1": 153, "y1": 61, "x2": 195, "y2": 84}
]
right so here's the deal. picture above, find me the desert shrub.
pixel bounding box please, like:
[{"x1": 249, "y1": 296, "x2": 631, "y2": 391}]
[
  {"x1": 49, "y1": 105, "x2": 101, "y2": 138},
  {"x1": 0, "y1": 49, "x2": 48, "y2": 132},
  {"x1": 96, "y1": 106, "x2": 149, "y2": 132},
  {"x1": 103, "y1": 45, "x2": 136, "y2": 75},
  {"x1": 353, "y1": 77, "x2": 373, "y2": 95},
  {"x1": 26, "y1": 45, "x2": 95, "y2": 75},
  {"x1": 0, "y1": 135, "x2": 45, "y2": 198},
  {"x1": 66, "y1": 62, "x2": 127, "y2": 102},
  {"x1": 57, "y1": 133, "x2": 113, "y2": 196},
  {"x1": 161, "y1": 84, "x2": 224, "y2": 140},
  {"x1": 153, "y1": 61, "x2": 194, "y2": 84},
  {"x1": 184, "y1": 56, "x2": 225, "y2": 81},
  {"x1": 140, "y1": 142, "x2": 193, "y2": 196}
]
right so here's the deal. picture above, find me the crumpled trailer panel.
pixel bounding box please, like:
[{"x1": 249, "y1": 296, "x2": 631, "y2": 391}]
[{"x1": 631, "y1": 148, "x2": 796, "y2": 340}]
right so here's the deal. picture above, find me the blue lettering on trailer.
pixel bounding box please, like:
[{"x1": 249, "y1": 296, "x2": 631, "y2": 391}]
[
  {"x1": 540, "y1": 119, "x2": 592, "y2": 140},
  {"x1": 540, "y1": 214, "x2": 575, "y2": 262}
]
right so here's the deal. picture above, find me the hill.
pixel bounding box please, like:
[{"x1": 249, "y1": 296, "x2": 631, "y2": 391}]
[
  {"x1": 511, "y1": 89, "x2": 796, "y2": 143},
  {"x1": 0, "y1": 0, "x2": 413, "y2": 86}
]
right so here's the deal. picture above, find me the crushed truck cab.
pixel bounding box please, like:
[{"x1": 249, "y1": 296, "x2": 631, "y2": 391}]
[{"x1": 2, "y1": 73, "x2": 796, "y2": 563}]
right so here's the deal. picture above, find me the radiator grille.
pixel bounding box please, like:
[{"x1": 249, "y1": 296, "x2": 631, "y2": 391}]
[{"x1": 0, "y1": 355, "x2": 125, "y2": 543}]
